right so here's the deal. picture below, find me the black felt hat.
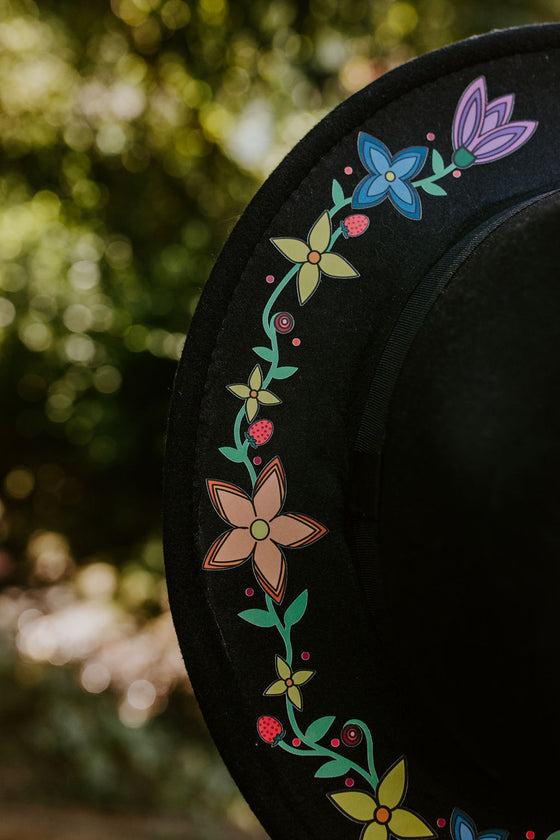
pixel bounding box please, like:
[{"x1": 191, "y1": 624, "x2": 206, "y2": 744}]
[{"x1": 164, "y1": 23, "x2": 560, "y2": 840}]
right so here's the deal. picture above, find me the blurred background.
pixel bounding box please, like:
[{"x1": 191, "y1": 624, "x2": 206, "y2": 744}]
[{"x1": 0, "y1": 0, "x2": 558, "y2": 837}]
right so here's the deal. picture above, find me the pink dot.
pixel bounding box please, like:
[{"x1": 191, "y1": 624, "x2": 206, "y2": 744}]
[
  {"x1": 426, "y1": 132, "x2": 435, "y2": 141},
  {"x1": 345, "y1": 777, "x2": 354, "y2": 788},
  {"x1": 453, "y1": 169, "x2": 462, "y2": 178},
  {"x1": 526, "y1": 832, "x2": 535, "y2": 840},
  {"x1": 301, "y1": 651, "x2": 310, "y2": 661},
  {"x1": 344, "y1": 166, "x2": 353, "y2": 175},
  {"x1": 331, "y1": 738, "x2": 340, "y2": 748},
  {"x1": 245, "y1": 588, "x2": 254, "y2": 597},
  {"x1": 266, "y1": 274, "x2": 275, "y2": 283},
  {"x1": 437, "y1": 819, "x2": 446, "y2": 829},
  {"x1": 253, "y1": 456, "x2": 262, "y2": 465},
  {"x1": 292, "y1": 738, "x2": 301, "y2": 747},
  {"x1": 292, "y1": 337, "x2": 301, "y2": 347}
]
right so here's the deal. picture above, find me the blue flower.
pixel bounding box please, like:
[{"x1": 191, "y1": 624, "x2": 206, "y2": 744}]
[
  {"x1": 450, "y1": 808, "x2": 508, "y2": 840},
  {"x1": 352, "y1": 133, "x2": 428, "y2": 220}
]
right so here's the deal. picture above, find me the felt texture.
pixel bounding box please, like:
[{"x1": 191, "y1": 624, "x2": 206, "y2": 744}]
[
  {"x1": 164, "y1": 22, "x2": 560, "y2": 840},
  {"x1": 378, "y1": 191, "x2": 560, "y2": 825}
]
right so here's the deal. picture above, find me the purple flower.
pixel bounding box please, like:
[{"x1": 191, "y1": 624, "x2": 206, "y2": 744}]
[
  {"x1": 352, "y1": 133, "x2": 427, "y2": 220},
  {"x1": 451, "y1": 76, "x2": 538, "y2": 169}
]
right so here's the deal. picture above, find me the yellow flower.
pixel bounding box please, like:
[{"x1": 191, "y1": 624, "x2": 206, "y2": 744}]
[
  {"x1": 264, "y1": 654, "x2": 314, "y2": 710},
  {"x1": 227, "y1": 363, "x2": 281, "y2": 422},
  {"x1": 328, "y1": 758, "x2": 435, "y2": 840},
  {"x1": 271, "y1": 211, "x2": 359, "y2": 305}
]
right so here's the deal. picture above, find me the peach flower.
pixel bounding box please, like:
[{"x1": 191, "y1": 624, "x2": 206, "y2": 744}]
[{"x1": 204, "y1": 458, "x2": 326, "y2": 603}]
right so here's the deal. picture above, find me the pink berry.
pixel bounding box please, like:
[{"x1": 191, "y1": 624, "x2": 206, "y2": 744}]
[
  {"x1": 245, "y1": 419, "x2": 273, "y2": 448},
  {"x1": 257, "y1": 715, "x2": 285, "y2": 746},
  {"x1": 274, "y1": 312, "x2": 295, "y2": 334},
  {"x1": 341, "y1": 724, "x2": 363, "y2": 747},
  {"x1": 340, "y1": 214, "x2": 369, "y2": 239}
]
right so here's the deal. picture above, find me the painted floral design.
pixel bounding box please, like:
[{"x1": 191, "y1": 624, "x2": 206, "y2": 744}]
[
  {"x1": 202, "y1": 73, "x2": 541, "y2": 837},
  {"x1": 352, "y1": 134, "x2": 428, "y2": 219},
  {"x1": 451, "y1": 76, "x2": 538, "y2": 168},
  {"x1": 264, "y1": 654, "x2": 315, "y2": 710},
  {"x1": 204, "y1": 457, "x2": 327, "y2": 603},
  {"x1": 271, "y1": 210, "x2": 359, "y2": 305},
  {"x1": 227, "y1": 363, "x2": 281, "y2": 422},
  {"x1": 328, "y1": 759, "x2": 435, "y2": 840}
]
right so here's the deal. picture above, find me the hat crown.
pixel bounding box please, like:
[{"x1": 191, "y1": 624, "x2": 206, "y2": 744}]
[{"x1": 375, "y1": 191, "x2": 560, "y2": 816}]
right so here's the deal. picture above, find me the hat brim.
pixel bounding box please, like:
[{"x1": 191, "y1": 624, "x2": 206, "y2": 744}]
[{"x1": 164, "y1": 23, "x2": 560, "y2": 839}]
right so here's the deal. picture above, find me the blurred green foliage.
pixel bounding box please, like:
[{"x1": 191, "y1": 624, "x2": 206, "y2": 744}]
[{"x1": 0, "y1": 0, "x2": 558, "y2": 833}]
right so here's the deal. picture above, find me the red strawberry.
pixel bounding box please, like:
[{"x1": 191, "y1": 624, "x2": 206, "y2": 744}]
[
  {"x1": 257, "y1": 715, "x2": 285, "y2": 746},
  {"x1": 340, "y1": 214, "x2": 369, "y2": 238},
  {"x1": 245, "y1": 419, "x2": 274, "y2": 448}
]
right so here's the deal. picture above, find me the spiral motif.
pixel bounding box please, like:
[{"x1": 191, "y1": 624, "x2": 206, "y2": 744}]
[
  {"x1": 341, "y1": 724, "x2": 363, "y2": 747},
  {"x1": 274, "y1": 312, "x2": 294, "y2": 334}
]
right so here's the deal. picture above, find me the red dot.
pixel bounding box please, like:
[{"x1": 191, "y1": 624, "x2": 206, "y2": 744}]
[
  {"x1": 453, "y1": 169, "x2": 462, "y2": 178},
  {"x1": 245, "y1": 588, "x2": 254, "y2": 597},
  {"x1": 437, "y1": 819, "x2": 446, "y2": 829},
  {"x1": 292, "y1": 738, "x2": 301, "y2": 747},
  {"x1": 344, "y1": 166, "x2": 353, "y2": 175},
  {"x1": 253, "y1": 456, "x2": 262, "y2": 465},
  {"x1": 426, "y1": 132, "x2": 435, "y2": 141},
  {"x1": 331, "y1": 738, "x2": 340, "y2": 748},
  {"x1": 301, "y1": 651, "x2": 310, "y2": 661},
  {"x1": 292, "y1": 337, "x2": 301, "y2": 347},
  {"x1": 526, "y1": 832, "x2": 535, "y2": 839},
  {"x1": 266, "y1": 274, "x2": 275, "y2": 283},
  {"x1": 345, "y1": 777, "x2": 354, "y2": 787}
]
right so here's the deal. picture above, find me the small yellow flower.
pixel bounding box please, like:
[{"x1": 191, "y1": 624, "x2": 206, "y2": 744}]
[
  {"x1": 328, "y1": 758, "x2": 435, "y2": 840},
  {"x1": 227, "y1": 363, "x2": 281, "y2": 422},
  {"x1": 271, "y1": 211, "x2": 359, "y2": 305},
  {"x1": 264, "y1": 654, "x2": 314, "y2": 710}
]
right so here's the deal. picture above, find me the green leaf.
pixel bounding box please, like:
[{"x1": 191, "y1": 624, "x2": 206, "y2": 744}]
[
  {"x1": 219, "y1": 445, "x2": 246, "y2": 463},
  {"x1": 315, "y1": 757, "x2": 352, "y2": 778},
  {"x1": 253, "y1": 345, "x2": 274, "y2": 362},
  {"x1": 431, "y1": 148, "x2": 445, "y2": 175},
  {"x1": 305, "y1": 715, "x2": 335, "y2": 743},
  {"x1": 237, "y1": 608, "x2": 276, "y2": 627},
  {"x1": 284, "y1": 589, "x2": 308, "y2": 628},
  {"x1": 331, "y1": 179, "x2": 345, "y2": 205},
  {"x1": 274, "y1": 365, "x2": 298, "y2": 380},
  {"x1": 421, "y1": 181, "x2": 447, "y2": 196}
]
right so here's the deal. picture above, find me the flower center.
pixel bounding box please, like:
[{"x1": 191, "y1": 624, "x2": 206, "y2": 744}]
[
  {"x1": 374, "y1": 806, "x2": 391, "y2": 825},
  {"x1": 250, "y1": 389, "x2": 259, "y2": 398},
  {"x1": 307, "y1": 250, "x2": 321, "y2": 264},
  {"x1": 285, "y1": 678, "x2": 294, "y2": 687},
  {"x1": 250, "y1": 519, "x2": 270, "y2": 541},
  {"x1": 384, "y1": 171, "x2": 396, "y2": 182}
]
